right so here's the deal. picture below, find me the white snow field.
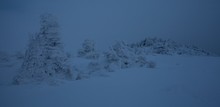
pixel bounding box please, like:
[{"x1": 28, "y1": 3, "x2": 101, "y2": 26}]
[{"x1": 0, "y1": 55, "x2": 220, "y2": 107}]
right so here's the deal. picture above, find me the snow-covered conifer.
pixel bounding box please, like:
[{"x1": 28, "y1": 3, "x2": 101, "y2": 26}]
[{"x1": 13, "y1": 14, "x2": 72, "y2": 84}]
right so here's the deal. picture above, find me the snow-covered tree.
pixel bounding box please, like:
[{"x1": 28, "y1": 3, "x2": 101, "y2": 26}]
[
  {"x1": 77, "y1": 39, "x2": 99, "y2": 59},
  {"x1": 104, "y1": 41, "x2": 156, "y2": 70},
  {"x1": 104, "y1": 41, "x2": 136, "y2": 69},
  {"x1": 13, "y1": 14, "x2": 72, "y2": 84},
  {"x1": 109, "y1": 41, "x2": 135, "y2": 68}
]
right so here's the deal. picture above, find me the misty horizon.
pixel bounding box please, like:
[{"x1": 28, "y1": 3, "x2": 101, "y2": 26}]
[{"x1": 0, "y1": 0, "x2": 220, "y2": 55}]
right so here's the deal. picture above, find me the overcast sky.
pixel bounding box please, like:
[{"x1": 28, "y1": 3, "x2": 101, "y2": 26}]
[{"x1": 0, "y1": 0, "x2": 220, "y2": 54}]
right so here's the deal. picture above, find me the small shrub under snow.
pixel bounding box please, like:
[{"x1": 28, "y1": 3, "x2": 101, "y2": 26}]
[{"x1": 77, "y1": 39, "x2": 100, "y2": 59}]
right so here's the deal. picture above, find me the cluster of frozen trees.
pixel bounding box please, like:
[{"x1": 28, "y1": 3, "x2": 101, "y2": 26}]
[
  {"x1": 71, "y1": 38, "x2": 212, "y2": 80},
  {"x1": 73, "y1": 40, "x2": 156, "y2": 80},
  {"x1": 103, "y1": 41, "x2": 155, "y2": 69},
  {"x1": 130, "y1": 37, "x2": 212, "y2": 56},
  {"x1": 13, "y1": 14, "x2": 213, "y2": 84}
]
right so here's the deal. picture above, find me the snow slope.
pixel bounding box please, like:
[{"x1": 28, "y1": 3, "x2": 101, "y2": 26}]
[{"x1": 0, "y1": 55, "x2": 220, "y2": 107}]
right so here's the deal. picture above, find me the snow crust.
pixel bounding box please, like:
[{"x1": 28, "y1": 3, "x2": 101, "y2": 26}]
[{"x1": 0, "y1": 55, "x2": 220, "y2": 107}]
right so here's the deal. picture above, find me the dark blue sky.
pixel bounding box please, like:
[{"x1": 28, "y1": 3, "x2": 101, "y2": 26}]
[{"x1": 0, "y1": 0, "x2": 220, "y2": 54}]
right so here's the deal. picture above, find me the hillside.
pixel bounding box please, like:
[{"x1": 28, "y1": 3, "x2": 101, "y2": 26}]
[
  {"x1": 0, "y1": 55, "x2": 220, "y2": 107},
  {"x1": 0, "y1": 37, "x2": 220, "y2": 107}
]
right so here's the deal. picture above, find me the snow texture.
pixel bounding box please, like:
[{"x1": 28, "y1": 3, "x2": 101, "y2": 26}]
[{"x1": 0, "y1": 55, "x2": 220, "y2": 107}]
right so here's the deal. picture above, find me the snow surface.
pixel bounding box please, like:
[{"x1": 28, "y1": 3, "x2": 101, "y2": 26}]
[{"x1": 0, "y1": 55, "x2": 220, "y2": 107}]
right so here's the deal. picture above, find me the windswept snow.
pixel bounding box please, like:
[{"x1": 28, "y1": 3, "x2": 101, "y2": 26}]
[{"x1": 0, "y1": 55, "x2": 220, "y2": 107}]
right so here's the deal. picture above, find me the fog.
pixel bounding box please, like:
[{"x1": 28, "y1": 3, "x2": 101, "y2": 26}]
[{"x1": 0, "y1": 0, "x2": 220, "y2": 54}]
